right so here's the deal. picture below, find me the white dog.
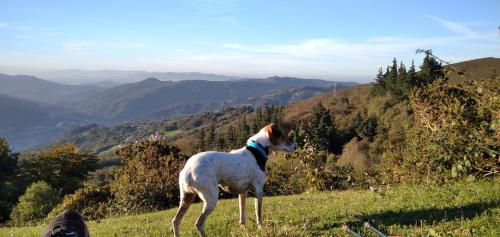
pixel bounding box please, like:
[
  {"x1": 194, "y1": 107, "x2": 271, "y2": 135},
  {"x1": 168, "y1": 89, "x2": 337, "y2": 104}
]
[{"x1": 172, "y1": 123, "x2": 296, "y2": 237}]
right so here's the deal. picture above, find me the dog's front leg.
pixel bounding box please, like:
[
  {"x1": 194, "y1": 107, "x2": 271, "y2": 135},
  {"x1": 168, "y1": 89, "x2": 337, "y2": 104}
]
[
  {"x1": 239, "y1": 192, "x2": 247, "y2": 226},
  {"x1": 254, "y1": 186, "x2": 263, "y2": 228}
]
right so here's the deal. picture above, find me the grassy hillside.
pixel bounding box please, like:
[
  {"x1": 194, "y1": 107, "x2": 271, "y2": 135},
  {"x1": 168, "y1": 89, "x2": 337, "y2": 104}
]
[{"x1": 1, "y1": 178, "x2": 498, "y2": 237}]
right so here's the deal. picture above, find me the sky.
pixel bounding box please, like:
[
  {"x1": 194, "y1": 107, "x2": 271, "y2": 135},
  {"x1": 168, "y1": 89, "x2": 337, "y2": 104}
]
[{"x1": 0, "y1": 0, "x2": 499, "y2": 82}]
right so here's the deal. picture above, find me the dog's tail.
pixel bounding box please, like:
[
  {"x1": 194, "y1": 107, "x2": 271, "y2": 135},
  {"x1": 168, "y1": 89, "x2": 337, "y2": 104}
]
[{"x1": 179, "y1": 168, "x2": 194, "y2": 194}]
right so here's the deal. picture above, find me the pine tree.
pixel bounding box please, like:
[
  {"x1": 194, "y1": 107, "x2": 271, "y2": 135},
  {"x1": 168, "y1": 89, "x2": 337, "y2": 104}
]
[
  {"x1": 197, "y1": 128, "x2": 206, "y2": 150},
  {"x1": 371, "y1": 67, "x2": 386, "y2": 95},
  {"x1": 395, "y1": 62, "x2": 408, "y2": 100},
  {"x1": 386, "y1": 58, "x2": 399, "y2": 92},
  {"x1": 308, "y1": 103, "x2": 335, "y2": 151},
  {"x1": 406, "y1": 60, "x2": 418, "y2": 88},
  {"x1": 215, "y1": 132, "x2": 225, "y2": 150},
  {"x1": 291, "y1": 121, "x2": 306, "y2": 148},
  {"x1": 206, "y1": 124, "x2": 216, "y2": 149},
  {"x1": 419, "y1": 51, "x2": 443, "y2": 86},
  {"x1": 225, "y1": 126, "x2": 237, "y2": 148}
]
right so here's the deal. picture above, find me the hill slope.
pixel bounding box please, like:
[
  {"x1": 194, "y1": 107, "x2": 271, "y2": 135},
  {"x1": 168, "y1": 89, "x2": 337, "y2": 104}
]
[
  {"x1": 0, "y1": 73, "x2": 100, "y2": 104},
  {"x1": 0, "y1": 95, "x2": 95, "y2": 151},
  {"x1": 448, "y1": 57, "x2": 500, "y2": 79},
  {"x1": 67, "y1": 77, "x2": 355, "y2": 123},
  {"x1": 1, "y1": 178, "x2": 498, "y2": 236}
]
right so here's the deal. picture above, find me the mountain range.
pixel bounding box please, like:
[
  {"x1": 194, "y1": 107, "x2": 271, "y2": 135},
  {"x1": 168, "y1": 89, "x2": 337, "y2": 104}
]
[{"x1": 0, "y1": 73, "x2": 356, "y2": 150}]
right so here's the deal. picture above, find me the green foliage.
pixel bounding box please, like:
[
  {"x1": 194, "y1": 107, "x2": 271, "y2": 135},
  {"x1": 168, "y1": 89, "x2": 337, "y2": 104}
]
[
  {"x1": 47, "y1": 185, "x2": 111, "y2": 221},
  {"x1": 289, "y1": 121, "x2": 306, "y2": 149},
  {"x1": 297, "y1": 137, "x2": 352, "y2": 191},
  {"x1": 0, "y1": 138, "x2": 23, "y2": 223},
  {"x1": 417, "y1": 49, "x2": 444, "y2": 86},
  {"x1": 390, "y1": 77, "x2": 499, "y2": 182},
  {"x1": 9, "y1": 181, "x2": 60, "y2": 225},
  {"x1": 110, "y1": 140, "x2": 188, "y2": 213},
  {"x1": 19, "y1": 144, "x2": 98, "y2": 196},
  {"x1": 308, "y1": 103, "x2": 335, "y2": 151},
  {"x1": 264, "y1": 153, "x2": 308, "y2": 196}
]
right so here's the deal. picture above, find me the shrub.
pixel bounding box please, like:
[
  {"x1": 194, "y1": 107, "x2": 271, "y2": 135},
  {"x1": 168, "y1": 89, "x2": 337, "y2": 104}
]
[
  {"x1": 110, "y1": 140, "x2": 188, "y2": 213},
  {"x1": 265, "y1": 152, "x2": 308, "y2": 196},
  {"x1": 9, "y1": 181, "x2": 60, "y2": 225},
  {"x1": 19, "y1": 144, "x2": 98, "y2": 196},
  {"x1": 337, "y1": 137, "x2": 371, "y2": 172},
  {"x1": 47, "y1": 185, "x2": 111, "y2": 221}
]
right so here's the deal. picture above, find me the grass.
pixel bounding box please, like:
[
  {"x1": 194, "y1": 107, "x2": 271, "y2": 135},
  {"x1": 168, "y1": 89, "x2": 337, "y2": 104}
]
[
  {"x1": 164, "y1": 130, "x2": 182, "y2": 138},
  {"x1": 1, "y1": 178, "x2": 499, "y2": 237}
]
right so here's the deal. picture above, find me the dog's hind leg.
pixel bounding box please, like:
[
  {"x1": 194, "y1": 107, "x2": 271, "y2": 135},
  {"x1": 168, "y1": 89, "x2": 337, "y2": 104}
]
[
  {"x1": 172, "y1": 192, "x2": 196, "y2": 237},
  {"x1": 195, "y1": 188, "x2": 219, "y2": 237},
  {"x1": 239, "y1": 192, "x2": 248, "y2": 226}
]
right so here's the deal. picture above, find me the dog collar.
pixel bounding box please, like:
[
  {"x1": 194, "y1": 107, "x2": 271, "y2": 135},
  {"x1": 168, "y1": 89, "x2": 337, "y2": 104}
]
[{"x1": 246, "y1": 141, "x2": 269, "y2": 172}]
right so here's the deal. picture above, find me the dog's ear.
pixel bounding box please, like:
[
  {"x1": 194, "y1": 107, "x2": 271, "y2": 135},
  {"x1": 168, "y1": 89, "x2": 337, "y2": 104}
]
[
  {"x1": 270, "y1": 123, "x2": 282, "y2": 138},
  {"x1": 265, "y1": 123, "x2": 282, "y2": 145}
]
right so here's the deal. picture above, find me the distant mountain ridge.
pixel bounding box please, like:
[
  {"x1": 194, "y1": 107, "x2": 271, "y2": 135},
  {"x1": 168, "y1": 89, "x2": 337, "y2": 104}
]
[
  {"x1": 7, "y1": 69, "x2": 241, "y2": 85},
  {"x1": 0, "y1": 73, "x2": 100, "y2": 104},
  {"x1": 0, "y1": 71, "x2": 356, "y2": 150},
  {"x1": 0, "y1": 94, "x2": 95, "y2": 150},
  {"x1": 66, "y1": 76, "x2": 356, "y2": 123}
]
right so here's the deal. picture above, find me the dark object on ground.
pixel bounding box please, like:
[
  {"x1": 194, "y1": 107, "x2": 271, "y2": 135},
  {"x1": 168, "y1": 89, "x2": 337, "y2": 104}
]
[{"x1": 42, "y1": 209, "x2": 89, "y2": 237}]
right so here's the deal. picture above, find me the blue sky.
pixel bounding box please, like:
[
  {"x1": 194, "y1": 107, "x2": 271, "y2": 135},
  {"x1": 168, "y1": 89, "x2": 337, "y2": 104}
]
[{"x1": 0, "y1": 0, "x2": 499, "y2": 81}]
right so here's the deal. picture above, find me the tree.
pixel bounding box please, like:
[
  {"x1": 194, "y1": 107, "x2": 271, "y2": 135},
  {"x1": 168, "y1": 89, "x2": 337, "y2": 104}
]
[
  {"x1": 291, "y1": 121, "x2": 306, "y2": 149},
  {"x1": 386, "y1": 58, "x2": 399, "y2": 91},
  {"x1": 197, "y1": 128, "x2": 206, "y2": 151},
  {"x1": 0, "y1": 138, "x2": 23, "y2": 222},
  {"x1": 406, "y1": 60, "x2": 418, "y2": 88},
  {"x1": 19, "y1": 144, "x2": 98, "y2": 196},
  {"x1": 395, "y1": 62, "x2": 409, "y2": 99},
  {"x1": 225, "y1": 125, "x2": 237, "y2": 148},
  {"x1": 9, "y1": 181, "x2": 60, "y2": 225},
  {"x1": 215, "y1": 132, "x2": 225, "y2": 150},
  {"x1": 308, "y1": 103, "x2": 335, "y2": 151},
  {"x1": 206, "y1": 124, "x2": 216, "y2": 149},
  {"x1": 237, "y1": 116, "x2": 250, "y2": 146},
  {"x1": 371, "y1": 67, "x2": 386, "y2": 95},
  {"x1": 418, "y1": 51, "x2": 443, "y2": 86}
]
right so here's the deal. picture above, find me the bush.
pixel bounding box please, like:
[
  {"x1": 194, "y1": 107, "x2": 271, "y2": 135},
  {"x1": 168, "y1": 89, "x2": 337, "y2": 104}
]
[
  {"x1": 110, "y1": 140, "x2": 188, "y2": 213},
  {"x1": 265, "y1": 152, "x2": 308, "y2": 196},
  {"x1": 47, "y1": 185, "x2": 111, "y2": 221},
  {"x1": 19, "y1": 144, "x2": 98, "y2": 196},
  {"x1": 9, "y1": 181, "x2": 60, "y2": 225},
  {"x1": 337, "y1": 137, "x2": 371, "y2": 172}
]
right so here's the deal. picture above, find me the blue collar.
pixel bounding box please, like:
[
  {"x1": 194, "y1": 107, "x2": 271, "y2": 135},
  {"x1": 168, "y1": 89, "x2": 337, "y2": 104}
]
[{"x1": 246, "y1": 140, "x2": 269, "y2": 159}]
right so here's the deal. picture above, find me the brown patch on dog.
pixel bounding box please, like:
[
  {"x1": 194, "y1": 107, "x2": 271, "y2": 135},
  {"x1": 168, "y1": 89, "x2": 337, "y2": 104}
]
[{"x1": 264, "y1": 123, "x2": 284, "y2": 146}]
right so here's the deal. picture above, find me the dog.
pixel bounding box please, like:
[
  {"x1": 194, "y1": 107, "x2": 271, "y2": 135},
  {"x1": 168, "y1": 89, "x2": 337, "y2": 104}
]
[{"x1": 171, "y1": 123, "x2": 296, "y2": 237}]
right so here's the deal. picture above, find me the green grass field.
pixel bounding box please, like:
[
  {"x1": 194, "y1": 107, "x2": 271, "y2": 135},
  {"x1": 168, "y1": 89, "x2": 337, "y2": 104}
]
[
  {"x1": 1, "y1": 178, "x2": 498, "y2": 237},
  {"x1": 164, "y1": 130, "x2": 182, "y2": 138}
]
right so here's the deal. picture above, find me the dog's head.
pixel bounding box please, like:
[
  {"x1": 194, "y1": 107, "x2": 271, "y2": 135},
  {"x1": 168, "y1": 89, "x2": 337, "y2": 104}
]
[{"x1": 264, "y1": 123, "x2": 296, "y2": 152}]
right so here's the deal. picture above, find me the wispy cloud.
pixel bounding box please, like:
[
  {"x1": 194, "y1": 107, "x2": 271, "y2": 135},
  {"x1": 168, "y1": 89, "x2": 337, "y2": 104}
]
[
  {"x1": 223, "y1": 36, "x2": 451, "y2": 60},
  {"x1": 427, "y1": 15, "x2": 478, "y2": 38},
  {"x1": 426, "y1": 15, "x2": 499, "y2": 41},
  {"x1": 0, "y1": 22, "x2": 8, "y2": 27}
]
